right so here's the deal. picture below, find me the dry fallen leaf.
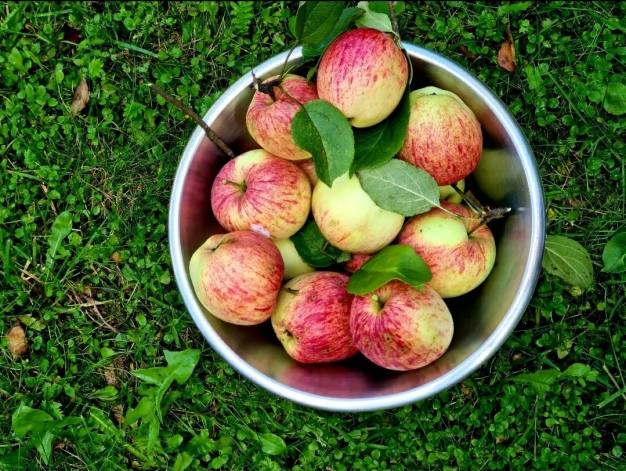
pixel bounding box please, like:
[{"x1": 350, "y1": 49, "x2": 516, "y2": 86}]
[
  {"x1": 70, "y1": 78, "x2": 89, "y2": 118},
  {"x1": 498, "y1": 21, "x2": 516, "y2": 73},
  {"x1": 459, "y1": 45, "x2": 476, "y2": 61},
  {"x1": 104, "y1": 356, "x2": 123, "y2": 387},
  {"x1": 110, "y1": 252, "x2": 123, "y2": 263},
  {"x1": 5, "y1": 322, "x2": 28, "y2": 359}
]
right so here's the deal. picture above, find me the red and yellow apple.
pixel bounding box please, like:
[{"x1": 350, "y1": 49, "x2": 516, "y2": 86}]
[
  {"x1": 398, "y1": 201, "x2": 496, "y2": 298},
  {"x1": 398, "y1": 87, "x2": 482, "y2": 186},
  {"x1": 271, "y1": 272, "x2": 357, "y2": 363},
  {"x1": 350, "y1": 280, "x2": 454, "y2": 371},
  {"x1": 312, "y1": 172, "x2": 405, "y2": 254},
  {"x1": 246, "y1": 74, "x2": 318, "y2": 160},
  {"x1": 211, "y1": 149, "x2": 311, "y2": 239},
  {"x1": 317, "y1": 28, "x2": 409, "y2": 128},
  {"x1": 295, "y1": 158, "x2": 319, "y2": 188},
  {"x1": 189, "y1": 231, "x2": 284, "y2": 325}
]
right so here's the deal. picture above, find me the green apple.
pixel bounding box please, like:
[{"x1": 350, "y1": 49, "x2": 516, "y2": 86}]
[
  {"x1": 273, "y1": 238, "x2": 315, "y2": 281},
  {"x1": 438, "y1": 179, "x2": 465, "y2": 204},
  {"x1": 311, "y1": 172, "x2": 405, "y2": 254}
]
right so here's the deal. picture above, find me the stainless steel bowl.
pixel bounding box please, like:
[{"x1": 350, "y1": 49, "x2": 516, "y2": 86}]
[{"x1": 169, "y1": 43, "x2": 546, "y2": 412}]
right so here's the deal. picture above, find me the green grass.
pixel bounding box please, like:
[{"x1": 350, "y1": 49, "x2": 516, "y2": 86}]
[{"x1": 1, "y1": 1, "x2": 626, "y2": 470}]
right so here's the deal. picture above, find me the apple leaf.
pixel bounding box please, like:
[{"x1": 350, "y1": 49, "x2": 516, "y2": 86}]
[
  {"x1": 302, "y1": 7, "x2": 364, "y2": 59},
  {"x1": 291, "y1": 99, "x2": 354, "y2": 188},
  {"x1": 290, "y1": 220, "x2": 351, "y2": 268},
  {"x1": 542, "y1": 235, "x2": 593, "y2": 289},
  {"x1": 357, "y1": 159, "x2": 440, "y2": 217},
  {"x1": 602, "y1": 232, "x2": 626, "y2": 273},
  {"x1": 295, "y1": 1, "x2": 345, "y2": 45},
  {"x1": 347, "y1": 245, "x2": 432, "y2": 295},
  {"x1": 350, "y1": 84, "x2": 410, "y2": 175},
  {"x1": 603, "y1": 82, "x2": 626, "y2": 116},
  {"x1": 355, "y1": 1, "x2": 396, "y2": 36},
  {"x1": 131, "y1": 349, "x2": 200, "y2": 422},
  {"x1": 507, "y1": 369, "x2": 560, "y2": 397}
]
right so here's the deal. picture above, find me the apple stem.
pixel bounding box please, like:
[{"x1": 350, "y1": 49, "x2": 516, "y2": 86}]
[
  {"x1": 222, "y1": 179, "x2": 247, "y2": 192},
  {"x1": 251, "y1": 69, "x2": 282, "y2": 102},
  {"x1": 145, "y1": 83, "x2": 235, "y2": 159},
  {"x1": 451, "y1": 183, "x2": 486, "y2": 216}
]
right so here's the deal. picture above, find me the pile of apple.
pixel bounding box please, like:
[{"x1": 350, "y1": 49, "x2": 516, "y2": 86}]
[{"x1": 190, "y1": 27, "x2": 496, "y2": 372}]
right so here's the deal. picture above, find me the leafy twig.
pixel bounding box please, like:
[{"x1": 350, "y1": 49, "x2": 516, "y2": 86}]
[{"x1": 145, "y1": 83, "x2": 235, "y2": 159}]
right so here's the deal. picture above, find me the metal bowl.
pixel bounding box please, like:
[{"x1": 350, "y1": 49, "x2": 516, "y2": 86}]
[{"x1": 169, "y1": 43, "x2": 546, "y2": 412}]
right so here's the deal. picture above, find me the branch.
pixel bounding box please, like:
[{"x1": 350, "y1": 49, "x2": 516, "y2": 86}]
[
  {"x1": 146, "y1": 83, "x2": 235, "y2": 159},
  {"x1": 388, "y1": 1, "x2": 400, "y2": 39}
]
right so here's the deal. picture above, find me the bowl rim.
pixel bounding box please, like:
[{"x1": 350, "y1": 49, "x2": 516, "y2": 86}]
[{"x1": 169, "y1": 43, "x2": 546, "y2": 412}]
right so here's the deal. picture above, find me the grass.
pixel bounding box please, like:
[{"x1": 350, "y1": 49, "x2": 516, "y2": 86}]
[{"x1": 1, "y1": 1, "x2": 626, "y2": 470}]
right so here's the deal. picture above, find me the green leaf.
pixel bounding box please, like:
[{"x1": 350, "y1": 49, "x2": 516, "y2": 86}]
[
  {"x1": 88, "y1": 58, "x2": 104, "y2": 78},
  {"x1": 131, "y1": 349, "x2": 200, "y2": 422},
  {"x1": 12, "y1": 405, "x2": 53, "y2": 439},
  {"x1": 124, "y1": 396, "x2": 156, "y2": 426},
  {"x1": 172, "y1": 452, "x2": 194, "y2": 471},
  {"x1": 259, "y1": 433, "x2": 287, "y2": 455},
  {"x1": 355, "y1": 1, "x2": 395, "y2": 35},
  {"x1": 15, "y1": 315, "x2": 45, "y2": 331},
  {"x1": 184, "y1": 430, "x2": 217, "y2": 456},
  {"x1": 602, "y1": 232, "x2": 626, "y2": 273},
  {"x1": 146, "y1": 415, "x2": 160, "y2": 452},
  {"x1": 524, "y1": 65, "x2": 543, "y2": 91},
  {"x1": 561, "y1": 363, "x2": 599, "y2": 381},
  {"x1": 347, "y1": 245, "x2": 432, "y2": 295},
  {"x1": 351, "y1": 84, "x2": 410, "y2": 175},
  {"x1": 369, "y1": 1, "x2": 405, "y2": 16},
  {"x1": 507, "y1": 369, "x2": 561, "y2": 397},
  {"x1": 542, "y1": 235, "x2": 593, "y2": 289},
  {"x1": 290, "y1": 220, "x2": 348, "y2": 268},
  {"x1": 302, "y1": 7, "x2": 364, "y2": 58},
  {"x1": 11, "y1": 405, "x2": 81, "y2": 465},
  {"x1": 291, "y1": 100, "x2": 354, "y2": 188},
  {"x1": 295, "y1": 1, "x2": 345, "y2": 45},
  {"x1": 46, "y1": 211, "x2": 73, "y2": 267},
  {"x1": 603, "y1": 82, "x2": 626, "y2": 115},
  {"x1": 357, "y1": 159, "x2": 439, "y2": 217},
  {"x1": 497, "y1": 1, "x2": 533, "y2": 15},
  {"x1": 88, "y1": 385, "x2": 119, "y2": 400}
]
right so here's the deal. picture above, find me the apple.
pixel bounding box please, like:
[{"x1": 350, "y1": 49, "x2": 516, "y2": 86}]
[
  {"x1": 397, "y1": 201, "x2": 496, "y2": 298},
  {"x1": 350, "y1": 280, "x2": 454, "y2": 371},
  {"x1": 312, "y1": 172, "x2": 405, "y2": 254},
  {"x1": 317, "y1": 28, "x2": 409, "y2": 128},
  {"x1": 246, "y1": 74, "x2": 318, "y2": 161},
  {"x1": 343, "y1": 253, "x2": 374, "y2": 273},
  {"x1": 295, "y1": 158, "x2": 319, "y2": 188},
  {"x1": 189, "y1": 231, "x2": 284, "y2": 325},
  {"x1": 271, "y1": 272, "x2": 357, "y2": 363},
  {"x1": 211, "y1": 149, "x2": 311, "y2": 239},
  {"x1": 438, "y1": 179, "x2": 465, "y2": 204},
  {"x1": 273, "y1": 238, "x2": 315, "y2": 281},
  {"x1": 398, "y1": 87, "x2": 483, "y2": 186}
]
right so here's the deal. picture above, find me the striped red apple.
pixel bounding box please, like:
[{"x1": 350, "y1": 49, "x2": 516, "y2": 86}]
[{"x1": 189, "y1": 231, "x2": 284, "y2": 325}]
